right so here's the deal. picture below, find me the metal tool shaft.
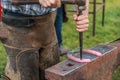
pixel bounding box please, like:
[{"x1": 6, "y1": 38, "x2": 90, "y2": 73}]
[
  {"x1": 79, "y1": 32, "x2": 83, "y2": 59},
  {"x1": 11, "y1": 0, "x2": 85, "y2": 5},
  {"x1": 77, "y1": 6, "x2": 83, "y2": 59},
  {"x1": 61, "y1": 0, "x2": 85, "y2": 5}
]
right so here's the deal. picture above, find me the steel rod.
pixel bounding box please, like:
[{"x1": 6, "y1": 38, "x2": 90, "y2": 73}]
[
  {"x1": 79, "y1": 32, "x2": 83, "y2": 59},
  {"x1": 77, "y1": 5, "x2": 83, "y2": 59}
]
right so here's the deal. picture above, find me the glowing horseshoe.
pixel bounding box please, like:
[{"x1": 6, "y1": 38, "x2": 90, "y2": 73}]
[{"x1": 67, "y1": 49, "x2": 102, "y2": 63}]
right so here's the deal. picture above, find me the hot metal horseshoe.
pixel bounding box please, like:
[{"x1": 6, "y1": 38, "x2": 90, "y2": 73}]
[{"x1": 67, "y1": 49, "x2": 102, "y2": 63}]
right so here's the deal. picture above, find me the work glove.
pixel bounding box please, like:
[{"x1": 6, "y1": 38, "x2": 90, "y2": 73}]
[{"x1": 39, "y1": 0, "x2": 61, "y2": 8}]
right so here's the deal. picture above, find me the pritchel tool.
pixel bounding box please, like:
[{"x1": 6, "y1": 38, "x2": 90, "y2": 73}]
[
  {"x1": 79, "y1": 32, "x2": 83, "y2": 59},
  {"x1": 62, "y1": 0, "x2": 86, "y2": 59},
  {"x1": 61, "y1": 0, "x2": 86, "y2": 59},
  {"x1": 76, "y1": 5, "x2": 86, "y2": 59}
]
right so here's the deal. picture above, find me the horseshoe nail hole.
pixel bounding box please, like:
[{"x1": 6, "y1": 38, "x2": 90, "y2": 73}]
[
  {"x1": 62, "y1": 69, "x2": 67, "y2": 71},
  {"x1": 67, "y1": 63, "x2": 74, "y2": 67}
]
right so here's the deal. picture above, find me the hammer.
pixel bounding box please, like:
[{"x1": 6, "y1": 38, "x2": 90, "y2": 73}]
[
  {"x1": 11, "y1": 0, "x2": 85, "y2": 6},
  {"x1": 11, "y1": 0, "x2": 86, "y2": 59},
  {"x1": 62, "y1": 0, "x2": 86, "y2": 59}
]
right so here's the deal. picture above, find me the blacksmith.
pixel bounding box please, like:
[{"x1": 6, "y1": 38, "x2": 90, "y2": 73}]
[{"x1": 0, "y1": 0, "x2": 89, "y2": 80}]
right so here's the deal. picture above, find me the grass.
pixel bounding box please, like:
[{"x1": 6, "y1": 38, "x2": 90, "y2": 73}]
[
  {"x1": 62, "y1": 3, "x2": 120, "y2": 50},
  {"x1": 0, "y1": 43, "x2": 7, "y2": 80},
  {"x1": 0, "y1": 0, "x2": 120, "y2": 80}
]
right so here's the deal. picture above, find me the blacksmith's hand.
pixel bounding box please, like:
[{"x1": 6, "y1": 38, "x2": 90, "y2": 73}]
[
  {"x1": 39, "y1": 0, "x2": 61, "y2": 8},
  {"x1": 73, "y1": 13, "x2": 89, "y2": 32}
]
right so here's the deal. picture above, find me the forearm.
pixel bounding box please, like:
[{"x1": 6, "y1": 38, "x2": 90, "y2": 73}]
[
  {"x1": 82, "y1": 0, "x2": 89, "y2": 15},
  {"x1": 39, "y1": 0, "x2": 61, "y2": 8}
]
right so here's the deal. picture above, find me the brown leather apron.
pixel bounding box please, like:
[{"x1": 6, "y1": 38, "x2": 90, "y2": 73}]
[{"x1": 0, "y1": 11, "x2": 60, "y2": 80}]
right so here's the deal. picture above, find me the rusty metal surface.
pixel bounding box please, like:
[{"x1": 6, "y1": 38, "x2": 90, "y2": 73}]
[
  {"x1": 90, "y1": 0, "x2": 106, "y2": 36},
  {"x1": 108, "y1": 38, "x2": 120, "y2": 67},
  {"x1": 45, "y1": 45, "x2": 118, "y2": 80},
  {"x1": 109, "y1": 38, "x2": 120, "y2": 52}
]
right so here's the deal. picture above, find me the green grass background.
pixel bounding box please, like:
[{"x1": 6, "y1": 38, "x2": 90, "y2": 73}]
[{"x1": 0, "y1": 0, "x2": 120, "y2": 80}]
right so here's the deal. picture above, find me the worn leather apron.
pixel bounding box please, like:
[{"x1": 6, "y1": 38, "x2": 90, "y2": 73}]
[{"x1": 0, "y1": 11, "x2": 60, "y2": 80}]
